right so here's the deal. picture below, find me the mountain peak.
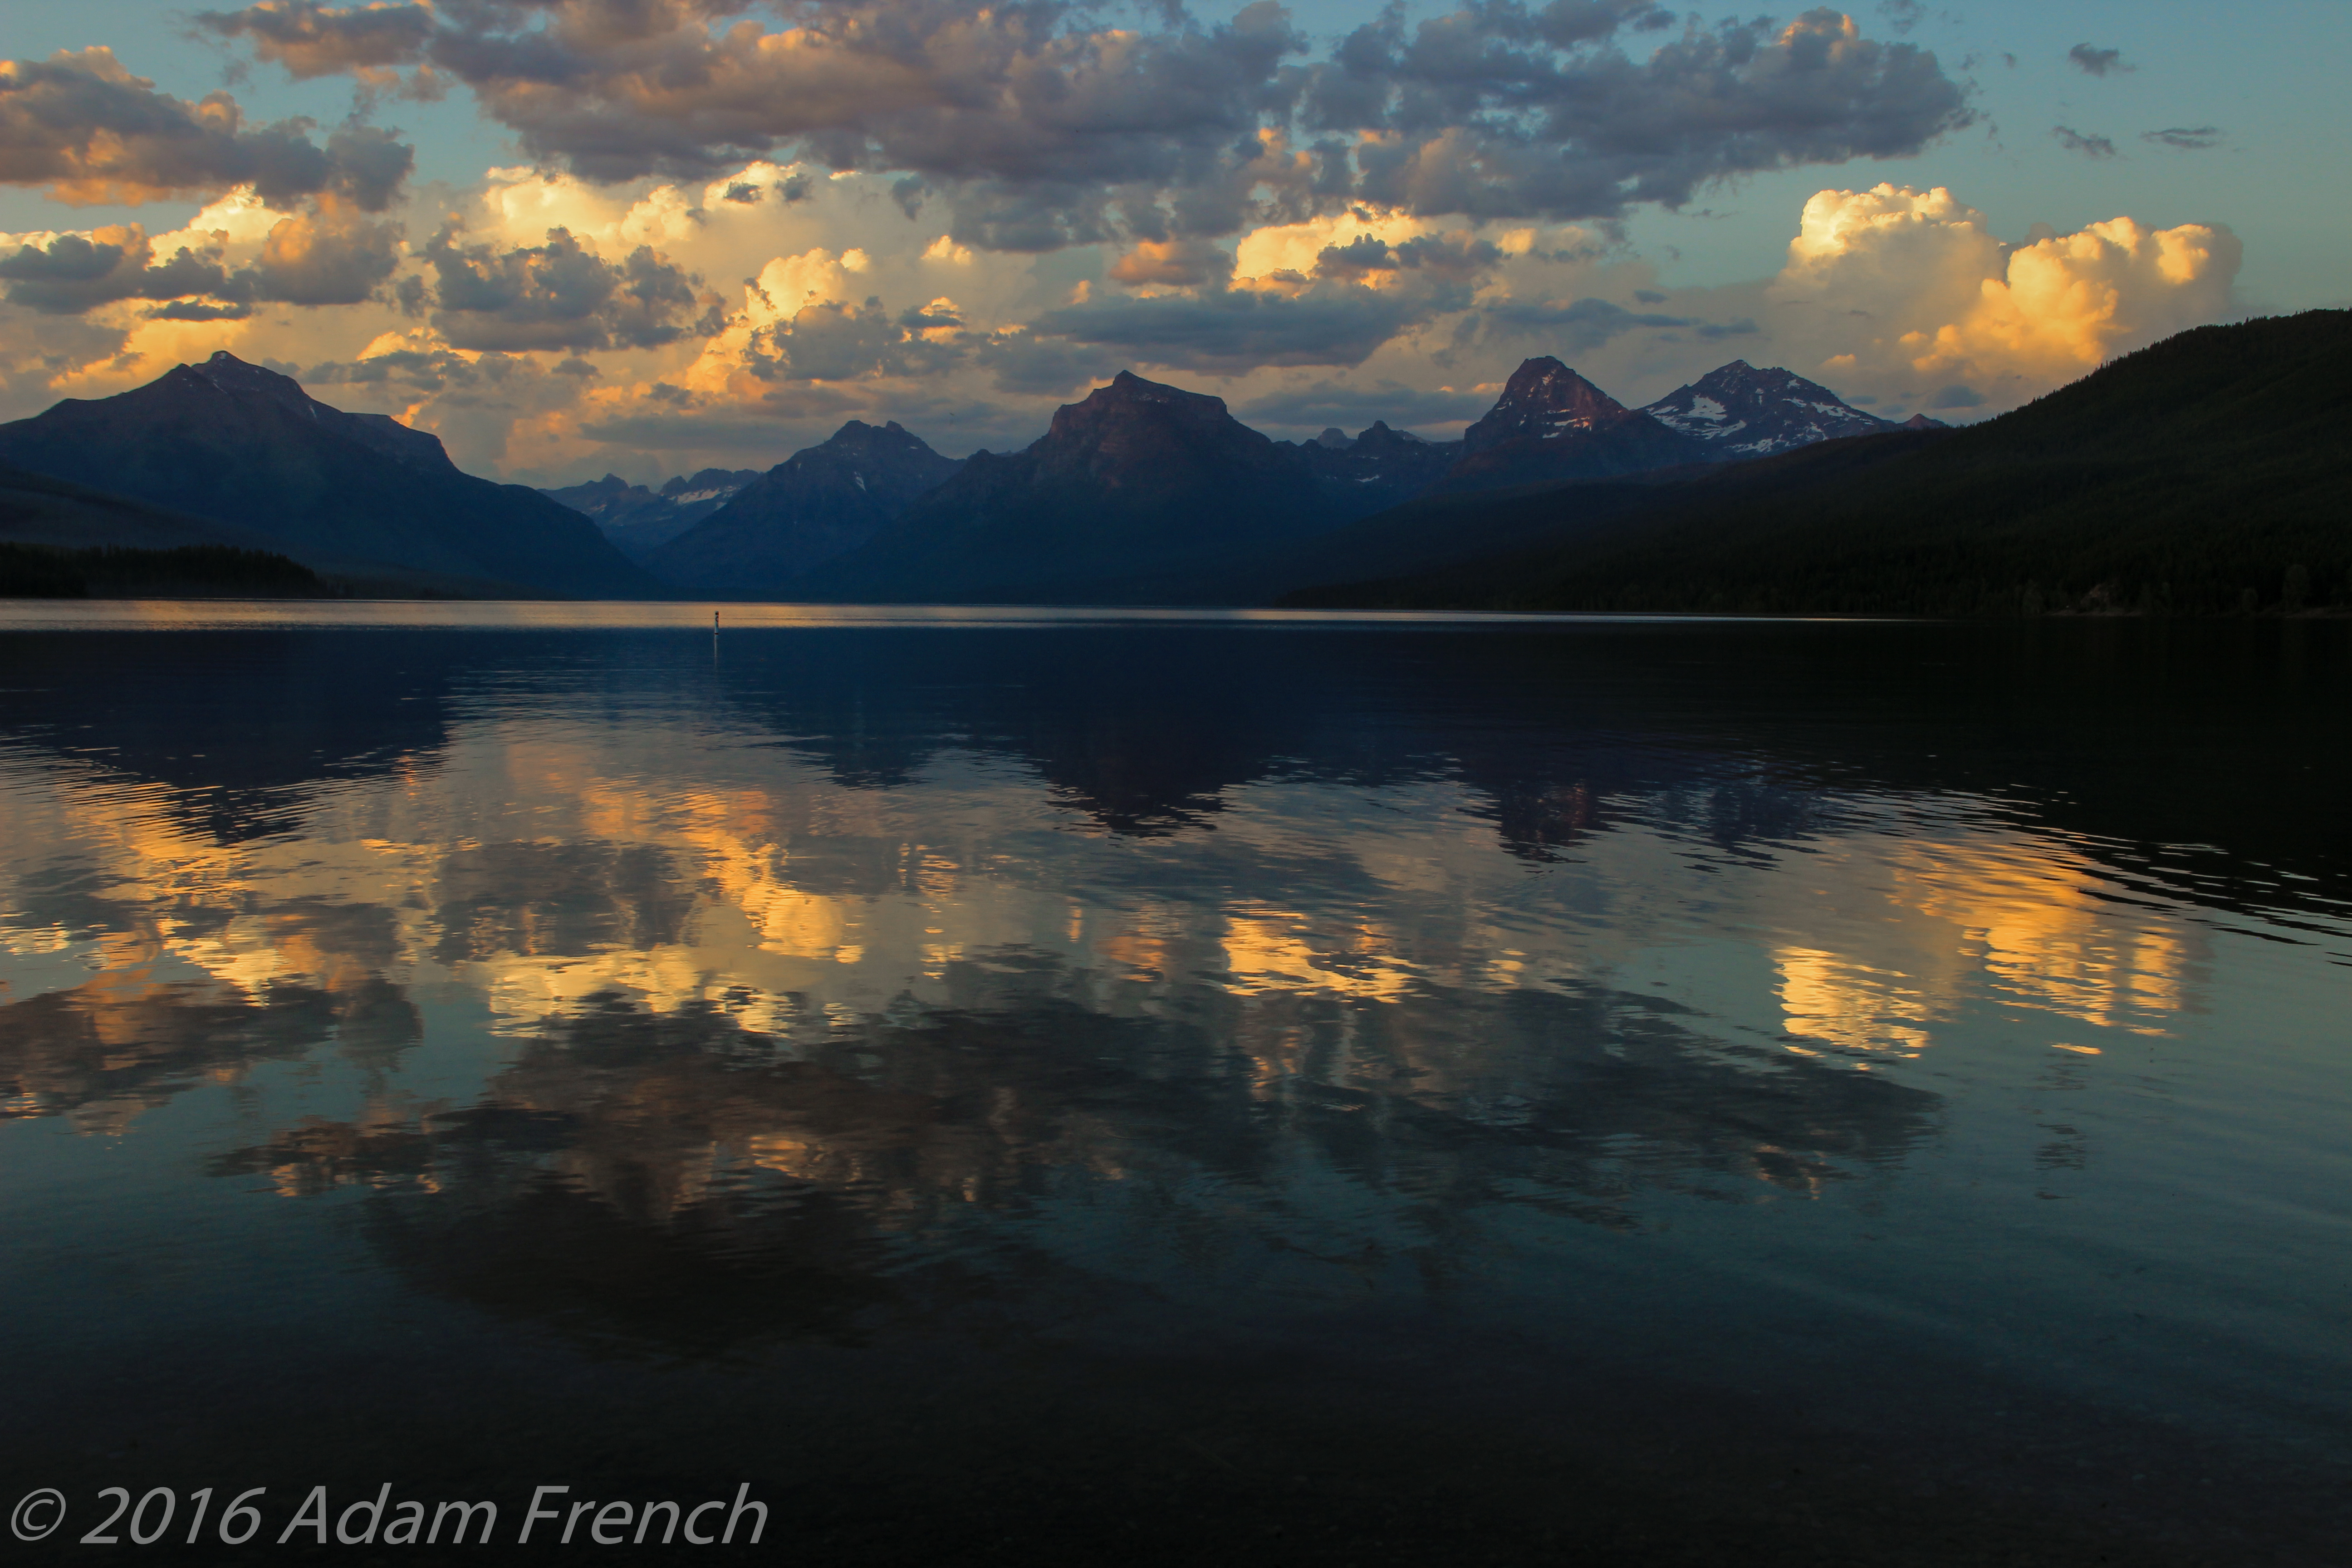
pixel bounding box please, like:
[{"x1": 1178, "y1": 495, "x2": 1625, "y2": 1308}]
[
  {"x1": 646, "y1": 418, "x2": 964, "y2": 592},
  {"x1": 1045, "y1": 371, "x2": 1242, "y2": 452},
  {"x1": 154, "y1": 349, "x2": 460, "y2": 474},
  {"x1": 0, "y1": 354, "x2": 647, "y2": 594},
  {"x1": 1084, "y1": 370, "x2": 1228, "y2": 413},
  {"x1": 1459, "y1": 358, "x2": 1633, "y2": 455},
  {"x1": 1641, "y1": 360, "x2": 1892, "y2": 457},
  {"x1": 175, "y1": 351, "x2": 317, "y2": 416},
  {"x1": 811, "y1": 417, "x2": 947, "y2": 462}
]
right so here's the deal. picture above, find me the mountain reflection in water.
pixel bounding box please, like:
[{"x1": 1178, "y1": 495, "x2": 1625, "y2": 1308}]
[{"x1": 0, "y1": 615, "x2": 2347, "y2": 1562}]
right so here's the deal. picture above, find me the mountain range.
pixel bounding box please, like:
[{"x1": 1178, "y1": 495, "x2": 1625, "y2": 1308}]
[
  {"x1": 0, "y1": 353, "x2": 654, "y2": 596},
  {"x1": 647, "y1": 421, "x2": 964, "y2": 594},
  {"x1": 1284, "y1": 310, "x2": 2352, "y2": 616},
  {"x1": 1640, "y1": 361, "x2": 1913, "y2": 456},
  {"x1": 539, "y1": 468, "x2": 761, "y2": 560},
  {"x1": 610, "y1": 356, "x2": 1893, "y2": 602},
  {"x1": 31, "y1": 323, "x2": 2310, "y2": 616}
]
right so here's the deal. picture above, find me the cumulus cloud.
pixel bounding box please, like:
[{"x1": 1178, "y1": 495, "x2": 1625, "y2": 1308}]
[
  {"x1": 746, "y1": 296, "x2": 966, "y2": 382},
  {"x1": 2051, "y1": 126, "x2": 2117, "y2": 159},
  {"x1": 0, "y1": 228, "x2": 232, "y2": 314},
  {"x1": 194, "y1": 1, "x2": 434, "y2": 81},
  {"x1": 1769, "y1": 183, "x2": 2239, "y2": 412},
  {"x1": 1039, "y1": 207, "x2": 1535, "y2": 372},
  {"x1": 243, "y1": 203, "x2": 405, "y2": 304},
  {"x1": 187, "y1": 0, "x2": 1968, "y2": 252},
  {"x1": 1109, "y1": 238, "x2": 1235, "y2": 289},
  {"x1": 1308, "y1": 8, "x2": 1972, "y2": 222},
  {"x1": 307, "y1": 343, "x2": 507, "y2": 393},
  {"x1": 745, "y1": 247, "x2": 872, "y2": 323},
  {"x1": 421, "y1": 224, "x2": 720, "y2": 352},
  {"x1": 973, "y1": 329, "x2": 1118, "y2": 396},
  {"x1": 2067, "y1": 43, "x2": 2130, "y2": 75},
  {"x1": 638, "y1": 241, "x2": 975, "y2": 407},
  {"x1": 0, "y1": 47, "x2": 412, "y2": 208},
  {"x1": 2144, "y1": 126, "x2": 2222, "y2": 151},
  {"x1": 294, "y1": 337, "x2": 606, "y2": 471},
  {"x1": 0, "y1": 200, "x2": 400, "y2": 315}
]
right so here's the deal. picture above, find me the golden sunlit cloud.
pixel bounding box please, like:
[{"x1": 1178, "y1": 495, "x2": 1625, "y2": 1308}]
[{"x1": 1776, "y1": 184, "x2": 2240, "y2": 412}]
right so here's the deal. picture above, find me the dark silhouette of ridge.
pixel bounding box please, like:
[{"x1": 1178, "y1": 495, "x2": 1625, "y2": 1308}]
[
  {"x1": 0, "y1": 353, "x2": 657, "y2": 597},
  {"x1": 1283, "y1": 311, "x2": 2352, "y2": 616},
  {"x1": 1640, "y1": 361, "x2": 1895, "y2": 456},
  {"x1": 800, "y1": 371, "x2": 1334, "y2": 602},
  {"x1": 1436, "y1": 358, "x2": 1708, "y2": 492},
  {"x1": 649, "y1": 421, "x2": 963, "y2": 593},
  {"x1": 540, "y1": 468, "x2": 761, "y2": 560}
]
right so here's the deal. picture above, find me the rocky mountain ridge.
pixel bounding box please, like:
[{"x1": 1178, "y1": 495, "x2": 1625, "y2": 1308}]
[
  {"x1": 606, "y1": 358, "x2": 1887, "y2": 598},
  {"x1": 1439, "y1": 358, "x2": 1710, "y2": 492},
  {"x1": 649, "y1": 421, "x2": 964, "y2": 593},
  {"x1": 538, "y1": 468, "x2": 761, "y2": 560},
  {"x1": 0, "y1": 348, "x2": 1893, "y2": 603},
  {"x1": 0, "y1": 353, "x2": 653, "y2": 597},
  {"x1": 1639, "y1": 361, "x2": 1897, "y2": 456},
  {"x1": 798, "y1": 371, "x2": 1335, "y2": 602}
]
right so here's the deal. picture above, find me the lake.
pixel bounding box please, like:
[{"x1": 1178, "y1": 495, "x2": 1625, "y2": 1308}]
[{"x1": 1, "y1": 604, "x2": 2346, "y2": 1564}]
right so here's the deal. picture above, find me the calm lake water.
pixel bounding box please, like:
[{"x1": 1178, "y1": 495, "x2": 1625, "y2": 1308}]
[{"x1": 1, "y1": 605, "x2": 2346, "y2": 1564}]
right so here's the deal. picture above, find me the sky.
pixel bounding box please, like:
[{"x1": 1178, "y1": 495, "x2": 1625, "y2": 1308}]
[{"x1": 0, "y1": 0, "x2": 2341, "y2": 484}]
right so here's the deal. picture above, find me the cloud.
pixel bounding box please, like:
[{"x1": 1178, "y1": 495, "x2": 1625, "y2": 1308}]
[
  {"x1": 1875, "y1": 0, "x2": 1927, "y2": 35},
  {"x1": 194, "y1": 1, "x2": 434, "y2": 81},
  {"x1": 422, "y1": 224, "x2": 720, "y2": 352},
  {"x1": 1235, "y1": 210, "x2": 1444, "y2": 279},
  {"x1": 0, "y1": 47, "x2": 412, "y2": 208},
  {"x1": 0, "y1": 228, "x2": 231, "y2": 314},
  {"x1": 0, "y1": 203, "x2": 395, "y2": 315},
  {"x1": 2143, "y1": 126, "x2": 2222, "y2": 151},
  {"x1": 1465, "y1": 292, "x2": 1759, "y2": 352},
  {"x1": 1310, "y1": 8, "x2": 1974, "y2": 223},
  {"x1": 1109, "y1": 238, "x2": 1234, "y2": 289},
  {"x1": 304, "y1": 345, "x2": 482, "y2": 392},
  {"x1": 413, "y1": 0, "x2": 1305, "y2": 201},
  {"x1": 1027, "y1": 277, "x2": 1462, "y2": 373},
  {"x1": 647, "y1": 240, "x2": 975, "y2": 404},
  {"x1": 743, "y1": 247, "x2": 871, "y2": 324},
  {"x1": 1477, "y1": 295, "x2": 1693, "y2": 347},
  {"x1": 1024, "y1": 207, "x2": 1523, "y2": 374},
  {"x1": 2051, "y1": 126, "x2": 2117, "y2": 159},
  {"x1": 1769, "y1": 183, "x2": 2239, "y2": 412},
  {"x1": 2067, "y1": 43, "x2": 2130, "y2": 76},
  {"x1": 973, "y1": 330, "x2": 1118, "y2": 396},
  {"x1": 746, "y1": 296, "x2": 966, "y2": 382},
  {"x1": 148, "y1": 299, "x2": 253, "y2": 321},
  {"x1": 242, "y1": 203, "x2": 404, "y2": 304},
  {"x1": 189, "y1": 0, "x2": 1968, "y2": 252},
  {"x1": 1234, "y1": 379, "x2": 1491, "y2": 432}
]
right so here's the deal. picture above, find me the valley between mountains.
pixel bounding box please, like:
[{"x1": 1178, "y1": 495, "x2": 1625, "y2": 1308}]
[{"x1": 1, "y1": 310, "x2": 2343, "y2": 614}]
